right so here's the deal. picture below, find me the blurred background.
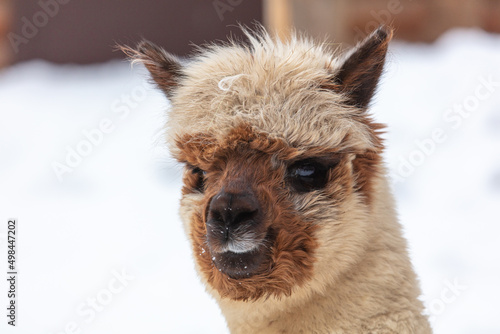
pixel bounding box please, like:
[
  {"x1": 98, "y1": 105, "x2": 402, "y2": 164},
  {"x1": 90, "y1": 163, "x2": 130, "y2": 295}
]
[
  {"x1": 1, "y1": 1, "x2": 499, "y2": 333},
  {"x1": 2, "y1": 0, "x2": 500, "y2": 65}
]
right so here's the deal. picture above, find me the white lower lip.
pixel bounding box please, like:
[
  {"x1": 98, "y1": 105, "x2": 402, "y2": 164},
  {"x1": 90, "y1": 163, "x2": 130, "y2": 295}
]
[{"x1": 221, "y1": 238, "x2": 261, "y2": 254}]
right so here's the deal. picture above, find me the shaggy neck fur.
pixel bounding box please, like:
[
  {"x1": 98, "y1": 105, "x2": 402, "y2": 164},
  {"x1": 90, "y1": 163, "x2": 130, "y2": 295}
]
[{"x1": 217, "y1": 175, "x2": 430, "y2": 333}]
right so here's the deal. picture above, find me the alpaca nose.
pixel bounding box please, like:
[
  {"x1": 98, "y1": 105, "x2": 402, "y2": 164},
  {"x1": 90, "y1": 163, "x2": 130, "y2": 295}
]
[{"x1": 208, "y1": 190, "x2": 260, "y2": 228}]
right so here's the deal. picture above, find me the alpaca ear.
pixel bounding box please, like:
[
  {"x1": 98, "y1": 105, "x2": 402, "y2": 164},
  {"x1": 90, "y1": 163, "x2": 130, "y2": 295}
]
[
  {"x1": 332, "y1": 27, "x2": 393, "y2": 109},
  {"x1": 120, "y1": 40, "x2": 183, "y2": 98}
]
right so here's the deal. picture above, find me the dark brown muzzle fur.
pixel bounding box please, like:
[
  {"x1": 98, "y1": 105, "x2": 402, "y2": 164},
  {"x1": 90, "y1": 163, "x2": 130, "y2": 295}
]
[{"x1": 205, "y1": 152, "x2": 269, "y2": 278}]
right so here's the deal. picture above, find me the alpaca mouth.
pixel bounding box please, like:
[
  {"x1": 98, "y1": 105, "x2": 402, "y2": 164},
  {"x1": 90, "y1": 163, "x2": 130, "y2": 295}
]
[
  {"x1": 211, "y1": 245, "x2": 267, "y2": 279},
  {"x1": 206, "y1": 219, "x2": 270, "y2": 278}
]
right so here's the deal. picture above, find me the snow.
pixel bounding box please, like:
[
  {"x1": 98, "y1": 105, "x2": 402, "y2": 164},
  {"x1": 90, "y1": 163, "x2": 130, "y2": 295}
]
[{"x1": 1, "y1": 28, "x2": 499, "y2": 333}]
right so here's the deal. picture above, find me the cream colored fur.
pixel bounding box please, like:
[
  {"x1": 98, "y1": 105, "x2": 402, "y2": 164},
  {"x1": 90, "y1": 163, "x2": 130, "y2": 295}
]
[{"x1": 161, "y1": 28, "x2": 432, "y2": 333}]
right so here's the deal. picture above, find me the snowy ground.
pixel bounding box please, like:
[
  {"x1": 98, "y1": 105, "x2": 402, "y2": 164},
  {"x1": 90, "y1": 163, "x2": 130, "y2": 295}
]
[{"x1": 0, "y1": 29, "x2": 499, "y2": 333}]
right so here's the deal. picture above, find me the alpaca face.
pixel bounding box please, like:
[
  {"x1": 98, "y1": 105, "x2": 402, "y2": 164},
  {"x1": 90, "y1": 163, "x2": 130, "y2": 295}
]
[
  {"x1": 175, "y1": 125, "x2": 320, "y2": 293},
  {"x1": 123, "y1": 27, "x2": 392, "y2": 301}
]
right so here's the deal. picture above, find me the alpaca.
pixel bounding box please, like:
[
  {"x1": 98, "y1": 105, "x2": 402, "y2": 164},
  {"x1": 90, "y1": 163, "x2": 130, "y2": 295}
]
[{"x1": 122, "y1": 26, "x2": 432, "y2": 333}]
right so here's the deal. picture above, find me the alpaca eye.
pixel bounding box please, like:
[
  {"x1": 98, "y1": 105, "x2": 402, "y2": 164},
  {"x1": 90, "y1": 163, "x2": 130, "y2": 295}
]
[
  {"x1": 287, "y1": 159, "x2": 329, "y2": 193},
  {"x1": 190, "y1": 166, "x2": 206, "y2": 192}
]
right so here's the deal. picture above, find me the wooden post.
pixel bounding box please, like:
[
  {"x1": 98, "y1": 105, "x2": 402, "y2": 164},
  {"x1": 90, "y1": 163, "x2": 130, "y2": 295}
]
[
  {"x1": 0, "y1": 0, "x2": 13, "y2": 67},
  {"x1": 263, "y1": 0, "x2": 293, "y2": 40}
]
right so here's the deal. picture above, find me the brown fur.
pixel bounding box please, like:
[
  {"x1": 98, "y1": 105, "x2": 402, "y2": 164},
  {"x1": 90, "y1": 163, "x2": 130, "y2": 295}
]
[
  {"x1": 334, "y1": 28, "x2": 393, "y2": 108},
  {"x1": 120, "y1": 41, "x2": 183, "y2": 97},
  {"x1": 177, "y1": 125, "x2": 319, "y2": 301},
  {"x1": 351, "y1": 117, "x2": 386, "y2": 205}
]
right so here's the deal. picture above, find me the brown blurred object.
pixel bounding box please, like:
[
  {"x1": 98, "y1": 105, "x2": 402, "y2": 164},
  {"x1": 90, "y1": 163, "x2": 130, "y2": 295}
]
[
  {"x1": 10, "y1": 0, "x2": 262, "y2": 64},
  {"x1": 264, "y1": 0, "x2": 293, "y2": 41},
  {"x1": 264, "y1": 0, "x2": 500, "y2": 46},
  {"x1": 481, "y1": 0, "x2": 500, "y2": 33},
  {"x1": 0, "y1": 0, "x2": 13, "y2": 68},
  {"x1": 6, "y1": 1, "x2": 500, "y2": 65}
]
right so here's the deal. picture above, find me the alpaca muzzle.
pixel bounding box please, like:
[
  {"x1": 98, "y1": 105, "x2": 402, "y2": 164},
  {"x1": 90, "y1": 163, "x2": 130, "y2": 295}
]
[{"x1": 205, "y1": 188, "x2": 268, "y2": 278}]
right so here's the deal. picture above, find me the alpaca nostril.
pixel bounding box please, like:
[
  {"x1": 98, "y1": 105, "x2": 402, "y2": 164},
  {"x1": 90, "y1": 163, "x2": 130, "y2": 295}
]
[
  {"x1": 233, "y1": 209, "x2": 258, "y2": 225},
  {"x1": 210, "y1": 210, "x2": 223, "y2": 224},
  {"x1": 208, "y1": 191, "x2": 260, "y2": 228}
]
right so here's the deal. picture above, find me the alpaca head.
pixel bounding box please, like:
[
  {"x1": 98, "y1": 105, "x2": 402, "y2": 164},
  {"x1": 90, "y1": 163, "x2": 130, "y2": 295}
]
[{"x1": 124, "y1": 27, "x2": 392, "y2": 301}]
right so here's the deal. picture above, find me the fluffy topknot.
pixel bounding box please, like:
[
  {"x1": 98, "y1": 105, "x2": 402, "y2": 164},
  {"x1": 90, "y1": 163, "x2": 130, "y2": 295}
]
[{"x1": 166, "y1": 27, "x2": 380, "y2": 156}]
